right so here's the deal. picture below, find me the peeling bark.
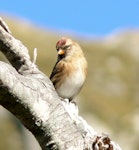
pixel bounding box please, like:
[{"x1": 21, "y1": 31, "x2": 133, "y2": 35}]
[{"x1": 0, "y1": 17, "x2": 121, "y2": 150}]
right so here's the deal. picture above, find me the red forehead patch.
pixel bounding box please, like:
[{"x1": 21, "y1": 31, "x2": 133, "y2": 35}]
[{"x1": 56, "y1": 39, "x2": 66, "y2": 47}]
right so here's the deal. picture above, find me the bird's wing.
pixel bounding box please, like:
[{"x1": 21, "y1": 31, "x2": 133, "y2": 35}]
[{"x1": 50, "y1": 61, "x2": 64, "y2": 87}]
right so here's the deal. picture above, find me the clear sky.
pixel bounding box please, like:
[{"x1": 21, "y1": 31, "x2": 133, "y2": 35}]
[{"x1": 0, "y1": 0, "x2": 139, "y2": 37}]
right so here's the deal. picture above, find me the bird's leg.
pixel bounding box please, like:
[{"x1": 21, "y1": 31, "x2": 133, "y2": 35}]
[
  {"x1": 62, "y1": 98, "x2": 79, "y2": 118},
  {"x1": 70, "y1": 100, "x2": 77, "y2": 106},
  {"x1": 63, "y1": 98, "x2": 70, "y2": 104}
]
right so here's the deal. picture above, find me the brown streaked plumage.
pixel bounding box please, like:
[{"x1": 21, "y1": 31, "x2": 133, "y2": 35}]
[{"x1": 50, "y1": 37, "x2": 87, "y2": 101}]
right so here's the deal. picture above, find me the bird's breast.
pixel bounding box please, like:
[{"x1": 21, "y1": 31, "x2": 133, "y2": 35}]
[{"x1": 56, "y1": 65, "x2": 86, "y2": 100}]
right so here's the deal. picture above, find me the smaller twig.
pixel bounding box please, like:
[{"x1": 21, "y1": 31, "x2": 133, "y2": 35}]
[
  {"x1": 33, "y1": 48, "x2": 37, "y2": 65},
  {"x1": 0, "y1": 17, "x2": 11, "y2": 34}
]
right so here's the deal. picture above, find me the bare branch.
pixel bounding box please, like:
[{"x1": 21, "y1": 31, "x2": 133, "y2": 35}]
[{"x1": 0, "y1": 18, "x2": 122, "y2": 150}]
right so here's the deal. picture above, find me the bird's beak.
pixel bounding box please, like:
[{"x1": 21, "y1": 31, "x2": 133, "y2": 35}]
[{"x1": 58, "y1": 49, "x2": 65, "y2": 55}]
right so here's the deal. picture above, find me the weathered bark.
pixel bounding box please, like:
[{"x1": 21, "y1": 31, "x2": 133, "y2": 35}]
[{"x1": 0, "y1": 17, "x2": 122, "y2": 150}]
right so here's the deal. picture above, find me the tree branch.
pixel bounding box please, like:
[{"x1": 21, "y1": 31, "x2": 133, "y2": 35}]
[{"x1": 0, "y1": 17, "x2": 122, "y2": 150}]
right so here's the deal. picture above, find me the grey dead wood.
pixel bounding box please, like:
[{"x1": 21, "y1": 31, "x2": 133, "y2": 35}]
[{"x1": 0, "y1": 17, "x2": 122, "y2": 150}]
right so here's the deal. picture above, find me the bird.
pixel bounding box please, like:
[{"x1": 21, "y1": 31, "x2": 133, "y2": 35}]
[{"x1": 50, "y1": 37, "x2": 87, "y2": 102}]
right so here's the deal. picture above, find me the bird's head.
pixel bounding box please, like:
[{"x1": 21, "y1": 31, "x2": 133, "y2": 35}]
[{"x1": 56, "y1": 37, "x2": 73, "y2": 59}]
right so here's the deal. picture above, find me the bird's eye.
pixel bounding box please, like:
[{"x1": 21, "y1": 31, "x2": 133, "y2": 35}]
[
  {"x1": 64, "y1": 45, "x2": 71, "y2": 50},
  {"x1": 56, "y1": 47, "x2": 59, "y2": 51}
]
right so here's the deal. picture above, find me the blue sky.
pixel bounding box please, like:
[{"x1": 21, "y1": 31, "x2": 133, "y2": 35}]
[{"x1": 0, "y1": 0, "x2": 139, "y2": 36}]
